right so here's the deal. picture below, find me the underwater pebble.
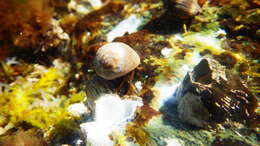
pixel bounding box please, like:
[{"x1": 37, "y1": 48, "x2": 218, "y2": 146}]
[{"x1": 93, "y1": 42, "x2": 140, "y2": 80}]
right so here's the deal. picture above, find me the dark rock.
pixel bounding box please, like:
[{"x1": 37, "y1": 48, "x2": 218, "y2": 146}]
[
  {"x1": 176, "y1": 57, "x2": 258, "y2": 128},
  {"x1": 85, "y1": 74, "x2": 114, "y2": 112}
]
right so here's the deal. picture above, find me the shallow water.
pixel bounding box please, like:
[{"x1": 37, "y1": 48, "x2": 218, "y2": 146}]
[{"x1": 0, "y1": 0, "x2": 259, "y2": 145}]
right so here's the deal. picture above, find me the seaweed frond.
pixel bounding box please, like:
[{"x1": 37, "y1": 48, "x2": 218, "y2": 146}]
[{"x1": 0, "y1": 0, "x2": 53, "y2": 49}]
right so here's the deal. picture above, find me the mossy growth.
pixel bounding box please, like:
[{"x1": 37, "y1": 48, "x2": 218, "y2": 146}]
[
  {"x1": 144, "y1": 117, "x2": 259, "y2": 146},
  {"x1": 191, "y1": 2, "x2": 221, "y2": 32}
]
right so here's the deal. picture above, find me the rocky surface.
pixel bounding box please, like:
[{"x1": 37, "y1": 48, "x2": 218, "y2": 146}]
[{"x1": 176, "y1": 57, "x2": 258, "y2": 128}]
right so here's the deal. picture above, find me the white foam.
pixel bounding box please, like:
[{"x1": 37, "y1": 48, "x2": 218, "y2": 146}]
[{"x1": 80, "y1": 94, "x2": 143, "y2": 146}]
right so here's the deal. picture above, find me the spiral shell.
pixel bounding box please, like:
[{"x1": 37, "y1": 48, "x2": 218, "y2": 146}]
[{"x1": 93, "y1": 42, "x2": 140, "y2": 80}]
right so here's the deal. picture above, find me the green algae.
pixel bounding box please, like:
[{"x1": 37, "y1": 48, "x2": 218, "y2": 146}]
[{"x1": 144, "y1": 117, "x2": 259, "y2": 146}]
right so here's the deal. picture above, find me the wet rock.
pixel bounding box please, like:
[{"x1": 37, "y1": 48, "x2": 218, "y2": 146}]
[{"x1": 176, "y1": 57, "x2": 258, "y2": 128}]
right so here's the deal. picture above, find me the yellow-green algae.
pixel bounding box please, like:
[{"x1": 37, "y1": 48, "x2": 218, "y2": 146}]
[{"x1": 0, "y1": 60, "x2": 85, "y2": 138}]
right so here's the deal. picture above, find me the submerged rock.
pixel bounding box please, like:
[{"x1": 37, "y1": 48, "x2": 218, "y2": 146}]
[{"x1": 176, "y1": 57, "x2": 258, "y2": 128}]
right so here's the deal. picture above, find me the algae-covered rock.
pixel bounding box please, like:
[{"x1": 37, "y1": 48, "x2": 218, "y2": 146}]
[{"x1": 176, "y1": 57, "x2": 258, "y2": 128}]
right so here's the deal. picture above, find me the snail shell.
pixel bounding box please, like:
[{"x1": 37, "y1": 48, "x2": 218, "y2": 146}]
[
  {"x1": 171, "y1": 0, "x2": 202, "y2": 19},
  {"x1": 93, "y1": 42, "x2": 140, "y2": 80}
]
